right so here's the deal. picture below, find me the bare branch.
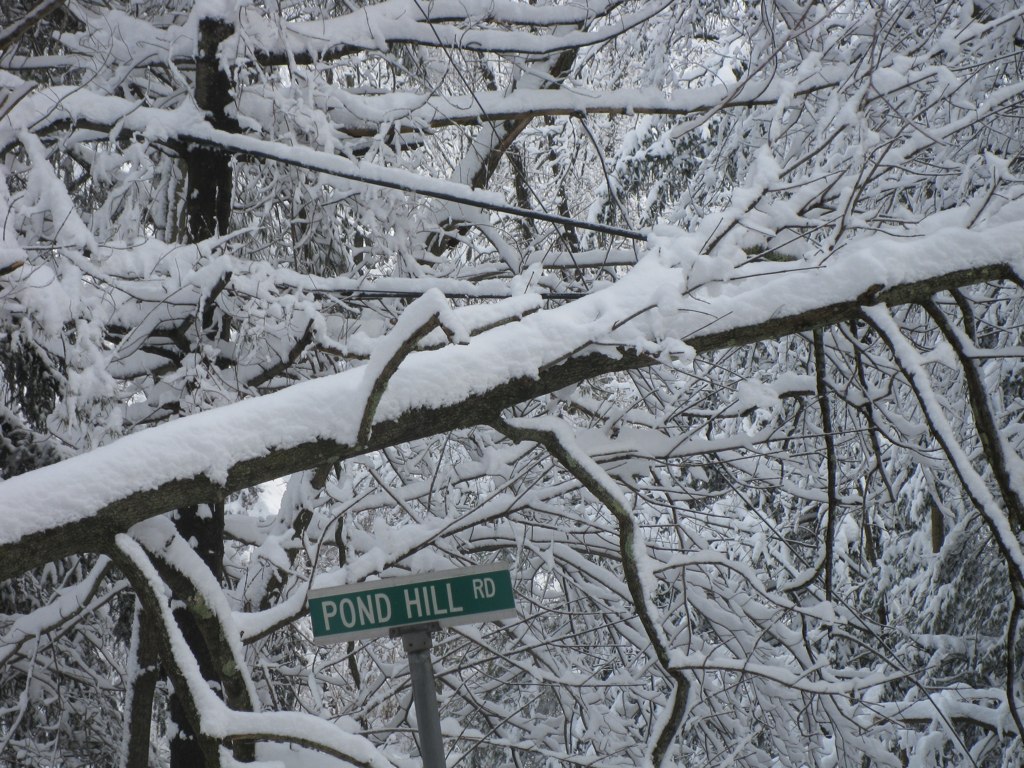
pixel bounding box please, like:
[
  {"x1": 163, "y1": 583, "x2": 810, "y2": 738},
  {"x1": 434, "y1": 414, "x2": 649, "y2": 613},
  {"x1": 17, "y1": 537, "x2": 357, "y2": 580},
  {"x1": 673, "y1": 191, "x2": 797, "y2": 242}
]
[{"x1": 0, "y1": 0, "x2": 65, "y2": 52}]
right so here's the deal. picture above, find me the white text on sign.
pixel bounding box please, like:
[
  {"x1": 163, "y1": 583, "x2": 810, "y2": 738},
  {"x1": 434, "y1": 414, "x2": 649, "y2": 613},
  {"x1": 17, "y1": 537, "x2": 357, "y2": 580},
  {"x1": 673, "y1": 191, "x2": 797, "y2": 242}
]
[
  {"x1": 320, "y1": 583, "x2": 471, "y2": 633},
  {"x1": 472, "y1": 577, "x2": 496, "y2": 599}
]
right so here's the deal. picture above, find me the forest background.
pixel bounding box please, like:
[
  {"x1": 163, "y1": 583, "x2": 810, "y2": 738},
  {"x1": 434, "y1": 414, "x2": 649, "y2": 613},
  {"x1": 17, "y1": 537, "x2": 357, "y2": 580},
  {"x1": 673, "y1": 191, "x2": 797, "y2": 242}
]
[{"x1": 2, "y1": 0, "x2": 1024, "y2": 766}]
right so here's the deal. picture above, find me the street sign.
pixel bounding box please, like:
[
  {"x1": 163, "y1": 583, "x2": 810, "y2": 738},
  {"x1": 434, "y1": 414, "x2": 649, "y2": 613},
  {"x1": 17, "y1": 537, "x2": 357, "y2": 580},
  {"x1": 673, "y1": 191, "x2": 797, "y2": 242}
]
[
  {"x1": 309, "y1": 564, "x2": 517, "y2": 767},
  {"x1": 308, "y1": 563, "x2": 517, "y2": 643}
]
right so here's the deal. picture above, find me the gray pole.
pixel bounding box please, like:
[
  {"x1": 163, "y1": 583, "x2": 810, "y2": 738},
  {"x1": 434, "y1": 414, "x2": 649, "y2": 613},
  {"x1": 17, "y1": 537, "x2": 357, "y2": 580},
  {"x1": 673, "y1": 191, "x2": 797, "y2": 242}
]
[{"x1": 399, "y1": 626, "x2": 446, "y2": 768}]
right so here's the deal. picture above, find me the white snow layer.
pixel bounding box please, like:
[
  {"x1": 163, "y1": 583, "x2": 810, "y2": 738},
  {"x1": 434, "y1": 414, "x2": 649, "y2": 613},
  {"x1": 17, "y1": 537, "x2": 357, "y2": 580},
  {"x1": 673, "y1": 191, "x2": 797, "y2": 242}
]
[{"x1": 1, "y1": 212, "x2": 1023, "y2": 548}]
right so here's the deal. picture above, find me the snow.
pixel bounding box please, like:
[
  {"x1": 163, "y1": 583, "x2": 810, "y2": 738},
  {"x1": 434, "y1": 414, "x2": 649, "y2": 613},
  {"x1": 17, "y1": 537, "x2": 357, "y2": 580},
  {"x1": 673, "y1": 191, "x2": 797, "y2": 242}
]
[
  {"x1": 379, "y1": 63, "x2": 841, "y2": 122},
  {"x1": 7, "y1": 1, "x2": 1024, "y2": 765},
  {"x1": 249, "y1": 741, "x2": 373, "y2": 768},
  {"x1": 0, "y1": 167, "x2": 28, "y2": 274},
  {"x1": 2, "y1": 211, "x2": 1024, "y2": 550},
  {"x1": 235, "y1": 0, "x2": 672, "y2": 61},
  {"x1": 3, "y1": 87, "x2": 604, "y2": 237},
  {"x1": 130, "y1": 516, "x2": 261, "y2": 707},
  {"x1": 115, "y1": 533, "x2": 396, "y2": 768},
  {"x1": 0, "y1": 557, "x2": 117, "y2": 666},
  {"x1": 864, "y1": 305, "x2": 1024, "y2": 580}
]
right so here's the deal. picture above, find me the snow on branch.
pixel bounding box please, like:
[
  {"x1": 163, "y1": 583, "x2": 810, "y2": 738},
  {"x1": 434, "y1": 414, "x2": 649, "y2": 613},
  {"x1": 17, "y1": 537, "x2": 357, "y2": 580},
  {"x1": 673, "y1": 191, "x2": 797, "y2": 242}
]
[
  {"x1": 0, "y1": 215, "x2": 1021, "y2": 580},
  {"x1": 0, "y1": 87, "x2": 645, "y2": 240},
  {"x1": 235, "y1": 0, "x2": 672, "y2": 64},
  {"x1": 0, "y1": 0, "x2": 64, "y2": 51},
  {"x1": 862, "y1": 305, "x2": 1024, "y2": 583},
  {"x1": 335, "y1": 67, "x2": 844, "y2": 132},
  {"x1": 113, "y1": 533, "x2": 395, "y2": 768},
  {"x1": 355, "y1": 289, "x2": 467, "y2": 446},
  {"x1": 495, "y1": 415, "x2": 690, "y2": 766}
]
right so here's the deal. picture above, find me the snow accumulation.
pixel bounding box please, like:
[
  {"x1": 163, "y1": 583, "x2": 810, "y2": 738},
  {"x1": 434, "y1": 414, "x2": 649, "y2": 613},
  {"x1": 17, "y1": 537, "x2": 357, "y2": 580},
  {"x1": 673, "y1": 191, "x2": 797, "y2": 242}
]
[
  {"x1": 237, "y1": 0, "x2": 670, "y2": 60},
  {"x1": 0, "y1": 200, "x2": 1023, "y2": 554},
  {"x1": 116, "y1": 533, "x2": 395, "y2": 768}
]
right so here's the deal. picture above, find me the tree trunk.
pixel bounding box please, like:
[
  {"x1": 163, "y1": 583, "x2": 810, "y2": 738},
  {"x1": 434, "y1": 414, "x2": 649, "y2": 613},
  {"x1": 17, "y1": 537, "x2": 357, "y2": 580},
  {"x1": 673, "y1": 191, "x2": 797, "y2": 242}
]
[
  {"x1": 171, "y1": 17, "x2": 239, "y2": 768},
  {"x1": 122, "y1": 603, "x2": 160, "y2": 768}
]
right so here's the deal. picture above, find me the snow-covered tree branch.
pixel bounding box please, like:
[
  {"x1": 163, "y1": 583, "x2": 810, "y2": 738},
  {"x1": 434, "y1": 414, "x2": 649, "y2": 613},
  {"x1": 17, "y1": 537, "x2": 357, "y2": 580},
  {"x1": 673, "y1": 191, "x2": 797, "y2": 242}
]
[{"x1": 2, "y1": 0, "x2": 1024, "y2": 765}]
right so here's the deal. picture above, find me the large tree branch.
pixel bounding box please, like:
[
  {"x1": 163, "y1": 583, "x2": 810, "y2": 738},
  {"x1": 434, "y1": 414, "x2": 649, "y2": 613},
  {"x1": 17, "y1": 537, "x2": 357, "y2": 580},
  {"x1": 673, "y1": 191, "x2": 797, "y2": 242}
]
[
  {"x1": 2, "y1": 67, "x2": 844, "y2": 242},
  {"x1": 336, "y1": 67, "x2": 844, "y2": 135},
  {"x1": 221, "y1": 0, "x2": 664, "y2": 66},
  {"x1": 0, "y1": 224, "x2": 1020, "y2": 580}
]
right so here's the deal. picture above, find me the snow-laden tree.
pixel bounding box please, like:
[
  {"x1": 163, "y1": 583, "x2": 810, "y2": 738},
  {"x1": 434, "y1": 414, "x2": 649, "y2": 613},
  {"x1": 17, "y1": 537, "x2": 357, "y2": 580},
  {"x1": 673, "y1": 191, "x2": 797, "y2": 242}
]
[{"x1": 2, "y1": 0, "x2": 1024, "y2": 765}]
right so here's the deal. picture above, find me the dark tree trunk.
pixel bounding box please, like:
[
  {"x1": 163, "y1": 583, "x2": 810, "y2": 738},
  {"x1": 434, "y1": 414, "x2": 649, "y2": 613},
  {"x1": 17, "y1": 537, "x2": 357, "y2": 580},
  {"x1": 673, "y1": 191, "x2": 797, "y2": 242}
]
[
  {"x1": 123, "y1": 604, "x2": 160, "y2": 768},
  {"x1": 169, "y1": 503, "x2": 229, "y2": 767},
  {"x1": 170, "y1": 17, "x2": 240, "y2": 768},
  {"x1": 185, "y1": 17, "x2": 236, "y2": 243}
]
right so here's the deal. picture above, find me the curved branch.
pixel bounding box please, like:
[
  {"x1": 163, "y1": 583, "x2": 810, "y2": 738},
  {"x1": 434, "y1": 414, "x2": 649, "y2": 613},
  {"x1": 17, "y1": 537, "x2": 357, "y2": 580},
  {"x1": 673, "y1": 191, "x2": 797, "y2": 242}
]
[
  {"x1": 862, "y1": 305, "x2": 1024, "y2": 585},
  {"x1": 923, "y1": 296, "x2": 1024, "y2": 532},
  {"x1": 111, "y1": 538, "x2": 224, "y2": 767},
  {"x1": 355, "y1": 291, "x2": 462, "y2": 446},
  {"x1": 113, "y1": 533, "x2": 394, "y2": 768},
  {"x1": 495, "y1": 416, "x2": 689, "y2": 767}
]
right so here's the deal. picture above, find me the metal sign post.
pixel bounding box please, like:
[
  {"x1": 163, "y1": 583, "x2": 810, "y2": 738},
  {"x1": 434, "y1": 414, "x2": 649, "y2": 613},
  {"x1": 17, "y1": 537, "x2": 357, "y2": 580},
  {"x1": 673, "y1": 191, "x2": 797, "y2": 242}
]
[
  {"x1": 307, "y1": 564, "x2": 517, "y2": 768},
  {"x1": 393, "y1": 623, "x2": 445, "y2": 768}
]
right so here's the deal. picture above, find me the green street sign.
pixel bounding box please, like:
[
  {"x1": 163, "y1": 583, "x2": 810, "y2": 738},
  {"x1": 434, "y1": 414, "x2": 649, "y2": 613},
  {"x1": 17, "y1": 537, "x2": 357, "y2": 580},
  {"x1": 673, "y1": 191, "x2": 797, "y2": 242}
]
[{"x1": 308, "y1": 563, "x2": 517, "y2": 643}]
